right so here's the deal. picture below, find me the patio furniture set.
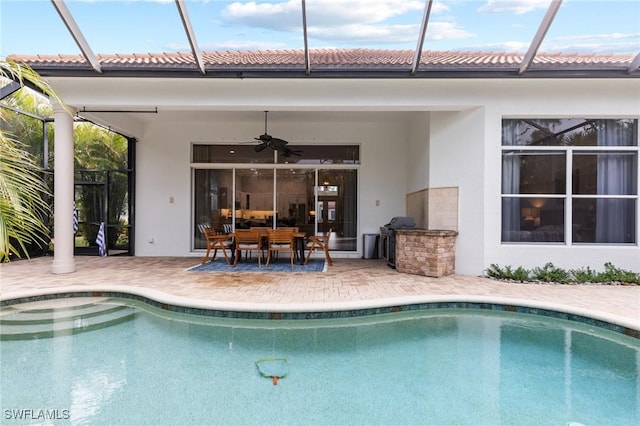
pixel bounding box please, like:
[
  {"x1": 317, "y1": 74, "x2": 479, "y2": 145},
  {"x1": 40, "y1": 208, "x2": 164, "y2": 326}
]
[{"x1": 200, "y1": 226, "x2": 333, "y2": 268}]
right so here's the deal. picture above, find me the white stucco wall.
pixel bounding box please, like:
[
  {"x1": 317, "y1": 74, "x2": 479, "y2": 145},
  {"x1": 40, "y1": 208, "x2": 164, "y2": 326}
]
[
  {"x1": 134, "y1": 115, "x2": 409, "y2": 257},
  {"x1": 406, "y1": 112, "x2": 430, "y2": 193},
  {"x1": 49, "y1": 76, "x2": 640, "y2": 274},
  {"x1": 428, "y1": 109, "x2": 486, "y2": 275},
  {"x1": 481, "y1": 79, "x2": 640, "y2": 273}
]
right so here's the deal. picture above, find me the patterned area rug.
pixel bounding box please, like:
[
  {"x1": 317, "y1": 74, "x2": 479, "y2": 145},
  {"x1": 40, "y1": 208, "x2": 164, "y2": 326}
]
[{"x1": 188, "y1": 258, "x2": 326, "y2": 273}]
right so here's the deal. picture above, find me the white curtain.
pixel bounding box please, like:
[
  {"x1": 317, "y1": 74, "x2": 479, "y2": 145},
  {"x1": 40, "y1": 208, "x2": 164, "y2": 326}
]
[
  {"x1": 502, "y1": 121, "x2": 522, "y2": 240},
  {"x1": 595, "y1": 120, "x2": 637, "y2": 243}
]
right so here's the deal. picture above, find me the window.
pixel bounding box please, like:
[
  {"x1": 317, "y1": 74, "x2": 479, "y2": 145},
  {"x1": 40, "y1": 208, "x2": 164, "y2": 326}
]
[
  {"x1": 192, "y1": 145, "x2": 359, "y2": 251},
  {"x1": 501, "y1": 119, "x2": 638, "y2": 244}
]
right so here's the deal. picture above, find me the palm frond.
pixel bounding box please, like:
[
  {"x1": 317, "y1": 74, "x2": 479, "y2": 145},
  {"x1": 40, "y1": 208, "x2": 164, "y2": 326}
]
[{"x1": 0, "y1": 60, "x2": 56, "y2": 262}]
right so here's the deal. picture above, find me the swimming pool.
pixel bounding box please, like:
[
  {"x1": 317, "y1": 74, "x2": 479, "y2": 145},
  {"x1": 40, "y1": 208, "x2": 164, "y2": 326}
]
[{"x1": 2, "y1": 297, "x2": 639, "y2": 425}]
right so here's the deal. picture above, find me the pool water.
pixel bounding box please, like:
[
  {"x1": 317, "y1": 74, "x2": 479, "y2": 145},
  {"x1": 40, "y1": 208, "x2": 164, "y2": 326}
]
[{"x1": 1, "y1": 298, "x2": 639, "y2": 425}]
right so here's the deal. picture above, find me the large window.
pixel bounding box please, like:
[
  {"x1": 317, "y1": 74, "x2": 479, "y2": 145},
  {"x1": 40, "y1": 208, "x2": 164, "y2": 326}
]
[
  {"x1": 193, "y1": 145, "x2": 359, "y2": 251},
  {"x1": 501, "y1": 119, "x2": 638, "y2": 244}
]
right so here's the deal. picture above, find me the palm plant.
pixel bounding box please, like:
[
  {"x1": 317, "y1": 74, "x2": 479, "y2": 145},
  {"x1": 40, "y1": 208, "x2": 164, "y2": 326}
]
[
  {"x1": 73, "y1": 123, "x2": 129, "y2": 247},
  {"x1": 0, "y1": 60, "x2": 66, "y2": 262}
]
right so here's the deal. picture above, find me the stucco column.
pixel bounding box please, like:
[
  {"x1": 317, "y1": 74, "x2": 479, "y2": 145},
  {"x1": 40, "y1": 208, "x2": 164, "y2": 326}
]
[{"x1": 51, "y1": 103, "x2": 76, "y2": 274}]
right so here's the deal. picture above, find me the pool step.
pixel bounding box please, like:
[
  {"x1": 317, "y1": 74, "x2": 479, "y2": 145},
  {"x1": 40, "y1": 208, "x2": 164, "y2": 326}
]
[{"x1": 0, "y1": 301, "x2": 135, "y2": 340}]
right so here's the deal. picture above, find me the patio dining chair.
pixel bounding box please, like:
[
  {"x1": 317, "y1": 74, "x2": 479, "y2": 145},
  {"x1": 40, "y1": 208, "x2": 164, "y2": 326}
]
[
  {"x1": 266, "y1": 228, "x2": 295, "y2": 268},
  {"x1": 233, "y1": 229, "x2": 263, "y2": 267},
  {"x1": 304, "y1": 228, "x2": 334, "y2": 266},
  {"x1": 199, "y1": 225, "x2": 233, "y2": 265}
]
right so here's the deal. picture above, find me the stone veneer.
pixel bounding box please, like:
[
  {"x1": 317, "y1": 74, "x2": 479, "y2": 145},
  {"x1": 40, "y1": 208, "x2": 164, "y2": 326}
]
[{"x1": 395, "y1": 229, "x2": 458, "y2": 277}]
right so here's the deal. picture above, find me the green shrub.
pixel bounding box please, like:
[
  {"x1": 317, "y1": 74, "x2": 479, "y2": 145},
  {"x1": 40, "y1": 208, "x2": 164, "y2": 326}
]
[
  {"x1": 530, "y1": 262, "x2": 570, "y2": 283},
  {"x1": 597, "y1": 262, "x2": 640, "y2": 284},
  {"x1": 569, "y1": 266, "x2": 598, "y2": 283},
  {"x1": 485, "y1": 264, "x2": 530, "y2": 282},
  {"x1": 485, "y1": 264, "x2": 505, "y2": 279},
  {"x1": 486, "y1": 262, "x2": 639, "y2": 285},
  {"x1": 510, "y1": 266, "x2": 531, "y2": 282}
]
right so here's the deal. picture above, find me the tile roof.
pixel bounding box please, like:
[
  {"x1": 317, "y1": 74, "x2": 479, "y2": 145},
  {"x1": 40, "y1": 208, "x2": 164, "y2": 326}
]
[{"x1": 7, "y1": 48, "x2": 638, "y2": 76}]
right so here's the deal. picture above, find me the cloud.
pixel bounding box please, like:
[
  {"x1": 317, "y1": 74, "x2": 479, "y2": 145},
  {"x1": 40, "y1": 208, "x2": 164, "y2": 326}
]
[
  {"x1": 75, "y1": 0, "x2": 175, "y2": 3},
  {"x1": 221, "y1": 0, "x2": 425, "y2": 29},
  {"x1": 544, "y1": 32, "x2": 640, "y2": 54},
  {"x1": 445, "y1": 30, "x2": 640, "y2": 55},
  {"x1": 554, "y1": 32, "x2": 640, "y2": 43},
  {"x1": 304, "y1": 0, "x2": 425, "y2": 25},
  {"x1": 460, "y1": 40, "x2": 530, "y2": 53},
  {"x1": 218, "y1": 0, "x2": 468, "y2": 47},
  {"x1": 477, "y1": 0, "x2": 551, "y2": 15},
  {"x1": 221, "y1": 0, "x2": 302, "y2": 30},
  {"x1": 426, "y1": 22, "x2": 476, "y2": 41},
  {"x1": 203, "y1": 40, "x2": 290, "y2": 51},
  {"x1": 310, "y1": 24, "x2": 421, "y2": 45}
]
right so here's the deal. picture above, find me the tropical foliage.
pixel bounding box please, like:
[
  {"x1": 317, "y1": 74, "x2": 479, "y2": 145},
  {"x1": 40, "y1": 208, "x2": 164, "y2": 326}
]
[
  {"x1": 73, "y1": 123, "x2": 129, "y2": 247},
  {"x1": 2, "y1": 65, "x2": 130, "y2": 258},
  {"x1": 0, "y1": 60, "x2": 65, "y2": 262},
  {"x1": 1, "y1": 88, "x2": 51, "y2": 164}
]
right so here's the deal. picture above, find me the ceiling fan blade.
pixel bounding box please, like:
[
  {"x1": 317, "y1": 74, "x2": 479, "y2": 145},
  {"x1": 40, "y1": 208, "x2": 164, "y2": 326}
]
[
  {"x1": 251, "y1": 112, "x2": 293, "y2": 156},
  {"x1": 270, "y1": 137, "x2": 289, "y2": 146}
]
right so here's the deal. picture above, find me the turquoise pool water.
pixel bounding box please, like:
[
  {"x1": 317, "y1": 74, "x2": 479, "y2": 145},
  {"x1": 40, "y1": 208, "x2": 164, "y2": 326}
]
[{"x1": 1, "y1": 298, "x2": 639, "y2": 425}]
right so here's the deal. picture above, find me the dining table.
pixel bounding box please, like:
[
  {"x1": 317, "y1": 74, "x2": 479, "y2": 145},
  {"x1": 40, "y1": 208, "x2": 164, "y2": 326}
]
[{"x1": 243, "y1": 228, "x2": 306, "y2": 265}]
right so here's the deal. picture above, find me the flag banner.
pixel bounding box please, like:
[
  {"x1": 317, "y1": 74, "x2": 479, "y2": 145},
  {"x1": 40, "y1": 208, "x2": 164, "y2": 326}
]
[{"x1": 96, "y1": 222, "x2": 107, "y2": 257}]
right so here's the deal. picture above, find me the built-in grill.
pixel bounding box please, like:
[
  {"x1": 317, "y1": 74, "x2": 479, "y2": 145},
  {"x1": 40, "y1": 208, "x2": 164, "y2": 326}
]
[{"x1": 380, "y1": 216, "x2": 416, "y2": 268}]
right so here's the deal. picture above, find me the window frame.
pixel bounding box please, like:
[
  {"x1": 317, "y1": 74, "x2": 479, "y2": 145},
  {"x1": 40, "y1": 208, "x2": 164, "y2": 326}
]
[{"x1": 501, "y1": 119, "x2": 639, "y2": 246}]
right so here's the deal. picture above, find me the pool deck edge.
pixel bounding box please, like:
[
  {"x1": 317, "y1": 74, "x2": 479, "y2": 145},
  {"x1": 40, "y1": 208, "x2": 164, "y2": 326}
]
[{"x1": 2, "y1": 284, "x2": 638, "y2": 335}]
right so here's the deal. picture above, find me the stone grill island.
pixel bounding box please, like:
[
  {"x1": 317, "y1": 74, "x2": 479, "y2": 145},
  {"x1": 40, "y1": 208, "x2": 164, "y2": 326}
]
[{"x1": 395, "y1": 229, "x2": 458, "y2": 277}]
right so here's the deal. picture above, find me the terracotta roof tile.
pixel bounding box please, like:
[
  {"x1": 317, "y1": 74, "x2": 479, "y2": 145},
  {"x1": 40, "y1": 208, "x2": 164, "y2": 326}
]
[{"x1": 6, "y1": 48, "x2": 636, "y2": 74}]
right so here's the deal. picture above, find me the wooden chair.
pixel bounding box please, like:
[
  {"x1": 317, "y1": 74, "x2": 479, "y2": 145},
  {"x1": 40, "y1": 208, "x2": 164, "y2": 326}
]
[
  {"x1": 304, "y1": 228, "x2": 333, "y2": 266},
  {"x1": 277, "y1": 226, "x2": 298, "y2": 233},
  {"x1": 266, "y1": 228, "x2": 295, "y2": 268},
  {"x1": 199, "y1": 225, "x2": 233, "y2": 265},
  {"x1": 278, "y1": 227, "x2": 301, "y2": 262},
  {"x1": 250, "y1": 226, "x2": 271, "y2": 256},
  {"x1": 233, "y1": 229, "x2": 262, "y2": 267}
]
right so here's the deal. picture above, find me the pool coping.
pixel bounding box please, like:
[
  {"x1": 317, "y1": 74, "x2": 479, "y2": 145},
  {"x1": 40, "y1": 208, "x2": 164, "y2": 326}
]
[{"x1": 2, "y1": 284, "x2": 638, "y2": 339}]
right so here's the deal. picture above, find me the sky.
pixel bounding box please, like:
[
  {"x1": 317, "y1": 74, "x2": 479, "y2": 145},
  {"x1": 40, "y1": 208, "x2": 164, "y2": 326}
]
[{"x1": 1, "y1": 0, "x2": 639, "y2": 58}]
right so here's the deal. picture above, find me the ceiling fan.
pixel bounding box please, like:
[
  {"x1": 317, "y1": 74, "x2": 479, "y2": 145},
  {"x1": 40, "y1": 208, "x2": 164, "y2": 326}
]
[{"x1": 252, "y1": 111, "x2": 302, "y2": 157}]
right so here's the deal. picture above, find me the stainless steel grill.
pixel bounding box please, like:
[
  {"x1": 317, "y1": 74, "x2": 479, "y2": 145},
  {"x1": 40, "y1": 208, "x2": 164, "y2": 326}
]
[{"x1": 380, "y1": 217, "x2": 415, "y2": 268}]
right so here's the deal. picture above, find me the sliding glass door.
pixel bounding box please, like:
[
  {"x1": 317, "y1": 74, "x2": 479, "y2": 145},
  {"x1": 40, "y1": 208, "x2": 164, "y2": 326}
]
[
  {"x1": 193, "y1": 169, "x2": 233, "y2": 249},
  {"x1": 192, "y1": 144, "x2": 359, "y2": 251},
  {"x1": 317, "y1": 169, "x2": 357, "y2": 250},
  {"x1": 275, "y1": 169, "x2": 315, "y2": 234}
]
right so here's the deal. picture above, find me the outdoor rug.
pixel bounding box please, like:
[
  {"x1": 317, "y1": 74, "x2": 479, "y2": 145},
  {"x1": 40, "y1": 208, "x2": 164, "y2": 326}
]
[{"x1": 187, "y1": 258, "x2": 326, "y2": 273}]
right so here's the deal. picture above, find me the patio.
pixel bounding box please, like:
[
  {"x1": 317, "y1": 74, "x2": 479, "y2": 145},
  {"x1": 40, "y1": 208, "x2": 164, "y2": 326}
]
[{"x1": 1, "y1": 256, "x2": 638, "y2": 331}]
